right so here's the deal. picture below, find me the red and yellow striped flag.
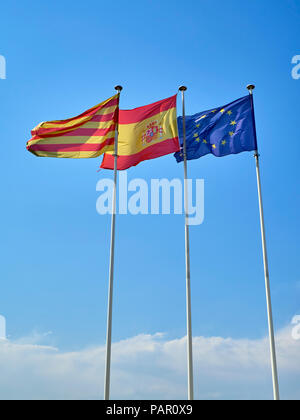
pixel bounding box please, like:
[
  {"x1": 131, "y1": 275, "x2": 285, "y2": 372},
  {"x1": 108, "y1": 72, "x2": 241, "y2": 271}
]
[
  {"x1": 26, "y1": 94, "x2": 119, "y2": 158},
  {"x1": 100, "y1": 95, "x2": 179, "y2": 170}
]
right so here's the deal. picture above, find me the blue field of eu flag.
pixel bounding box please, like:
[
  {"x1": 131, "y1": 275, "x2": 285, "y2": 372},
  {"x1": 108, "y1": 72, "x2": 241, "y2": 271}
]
[{"x1": 174, "y1": 95, "x2": 257, "y2": 163}]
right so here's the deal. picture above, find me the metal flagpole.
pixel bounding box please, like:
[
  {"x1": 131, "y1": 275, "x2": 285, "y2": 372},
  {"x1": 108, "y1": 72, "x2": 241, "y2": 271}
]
[
  {"x1": 247, "y1": 84, "x2": 280, "y2": 401},
  {"x1": 179, "y1": 86, "x2": 194, "y2": 400},
  {"x1": 104, "y1": 85, "x2": 123, "y2": 400}
]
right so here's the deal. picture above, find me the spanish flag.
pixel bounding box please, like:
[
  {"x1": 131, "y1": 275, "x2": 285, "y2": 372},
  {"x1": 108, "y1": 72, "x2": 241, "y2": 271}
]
[
  {"x1": 100, "y1": 95, "x2": 180, "y2": 170},
  {"x1": 26, "y1": 94, "x2": 119, "y2": 158}
]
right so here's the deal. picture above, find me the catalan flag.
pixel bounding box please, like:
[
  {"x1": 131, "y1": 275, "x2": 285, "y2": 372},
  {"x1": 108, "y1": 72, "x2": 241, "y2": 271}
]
[
  {"x1": 100, "y1": 95, "x2": 180, "y2": 170},
  {"x1": 26, "y1": 94, "x2": 119, "y2": 158}
]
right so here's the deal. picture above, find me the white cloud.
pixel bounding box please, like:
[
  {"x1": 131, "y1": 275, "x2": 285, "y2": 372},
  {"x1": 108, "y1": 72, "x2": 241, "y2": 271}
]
[{"x1": 0, "y1": 326, "x2": 299, "y2": 400}]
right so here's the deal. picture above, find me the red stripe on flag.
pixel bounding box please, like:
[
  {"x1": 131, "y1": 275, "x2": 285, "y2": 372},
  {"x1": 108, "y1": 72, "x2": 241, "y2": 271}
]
[
  {"x1": 29, "y1": 120, "x2": 116, "y2": 141},
  {"x1": 27, "y1": 137, "x2": 115, "y2": 152},
  {"x1": 62, "y1": 126, "x2": 115, "y2": 137},
  {"x1": 90, "y1": 112, "x2": 116, "y2": 123},
  {"x1": 119, "y1": 95, "x2": 177, "y2": 125},
  {"x1": 31, "y1": 114, "x2": 115, "y2": 140},
  {"x1": 100, "y1": 137, "x2": 180, "y2": 170},
  {"x1": 35, "y1": 125, "x2": 116, "y2": 138}
]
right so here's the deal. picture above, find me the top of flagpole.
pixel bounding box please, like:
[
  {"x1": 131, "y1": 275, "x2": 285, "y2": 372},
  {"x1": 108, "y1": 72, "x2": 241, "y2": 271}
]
[
  {"x1": 179, "y1": 86, "x2": 187, "y2": 91},
  {"x1": 247, "y1": 84, "x2": 255, "y2": 94},
  {"x1": 114, "y1": 85, "x2": 123, "y2": 92},
  {"x1": 246, "y1": 84, "x2": 258, "y2": 153}
]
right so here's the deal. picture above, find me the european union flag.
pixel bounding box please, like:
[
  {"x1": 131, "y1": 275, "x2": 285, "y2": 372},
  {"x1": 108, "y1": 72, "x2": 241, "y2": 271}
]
[{"x1": 174, "y1": 95, "x2": 257, "y2": 162}]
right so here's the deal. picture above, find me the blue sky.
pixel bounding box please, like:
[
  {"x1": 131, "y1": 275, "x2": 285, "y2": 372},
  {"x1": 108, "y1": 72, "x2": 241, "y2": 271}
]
[{"x1": 0, "y1": 0, "x2": 299, "y2": 399}]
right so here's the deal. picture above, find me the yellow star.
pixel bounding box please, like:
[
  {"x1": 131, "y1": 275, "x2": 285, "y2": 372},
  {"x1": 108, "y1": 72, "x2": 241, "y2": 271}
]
[
  {"x1": 221, "y1": 140, "x2": 226, "y2": 145},
  {"x1": 220, "y1": 109, "x2": 225, "y2": 113},
  {"x1": 212, "y1": 144, "x2": 216, "y2": 149},
  {"x1": 200, "y1": 114, "x2": 206, "y2": 119},
  {"x1": 202, "y1": 139, "x2": 207, "y2": 144},
  {"x1": 230, "y1": 120, "x2": 237, "y2": 126},
  {"x1": 211, "y1": 109, "x2": 217, "y2": 113},
  {"x1": 193, "y1": 133, "x2": 198, "y2": 137},
  {"x1": 196, "y1": 124, "x2": 200, "y2": 128},
  {"x1": 227, "y1": 110, "x2": 232, "y2": 115},
  {"x1": 229, "y1": 131, "x2": 234, "y2": 136},
  {"x1": 195, "y1": 137, "x2": 200, "y2": 142}
]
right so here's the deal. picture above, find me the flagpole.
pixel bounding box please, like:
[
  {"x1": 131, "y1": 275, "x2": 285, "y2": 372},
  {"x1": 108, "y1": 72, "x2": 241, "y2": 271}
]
[
  {"x1": 104, "y1": 85, "x2": 123, "y2": 401},
  {"x1": 179, "y1": 85, "x2": 194, "y2": 400},
  {"x1": 247, "y1": 84, "x2": 280, "y2": 401}
]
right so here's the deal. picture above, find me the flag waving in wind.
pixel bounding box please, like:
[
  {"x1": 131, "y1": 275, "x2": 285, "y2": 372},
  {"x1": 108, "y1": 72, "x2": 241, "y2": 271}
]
[
  {"x1": 174, "y1": 95, "x2": 257, "y2": 162},
  {"x1": 101, "y1": 95, "x2": 180, "y2": 170},
  {"x1": 27, "y1": 94, "x2": 119, "y2": 158}
]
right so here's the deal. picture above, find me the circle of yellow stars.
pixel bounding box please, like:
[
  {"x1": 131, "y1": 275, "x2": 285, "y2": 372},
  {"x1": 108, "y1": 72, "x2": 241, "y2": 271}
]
[{"x1": 192, "y1": 107, "x2": 238, "y2": 151}]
